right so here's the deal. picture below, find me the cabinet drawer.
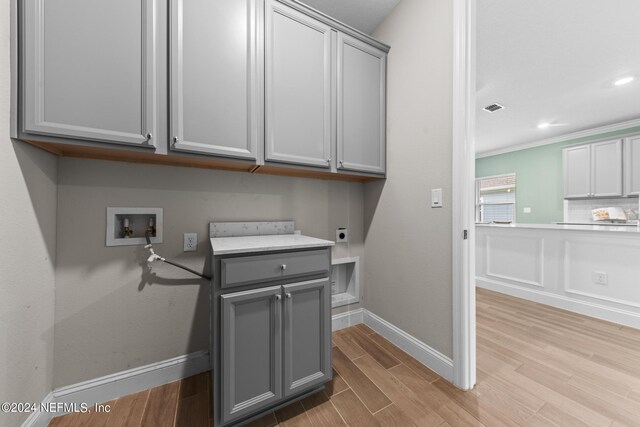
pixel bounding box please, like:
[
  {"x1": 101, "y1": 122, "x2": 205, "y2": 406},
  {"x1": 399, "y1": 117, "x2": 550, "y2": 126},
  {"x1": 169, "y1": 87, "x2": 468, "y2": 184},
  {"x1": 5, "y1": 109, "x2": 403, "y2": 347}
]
[{"x1": 221, "y1": 249, "x2": 330, "y2": 288}]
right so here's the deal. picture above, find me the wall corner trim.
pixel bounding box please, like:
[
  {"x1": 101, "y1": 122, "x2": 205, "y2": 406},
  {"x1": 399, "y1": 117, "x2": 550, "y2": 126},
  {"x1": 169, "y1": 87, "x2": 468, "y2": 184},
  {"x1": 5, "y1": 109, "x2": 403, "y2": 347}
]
[
  {"x1": 21, "y1": 351, "x2": 210, "y2": 427},
  {"x1": 332, "y1": 308, "x2": 364, "y2": 331}
]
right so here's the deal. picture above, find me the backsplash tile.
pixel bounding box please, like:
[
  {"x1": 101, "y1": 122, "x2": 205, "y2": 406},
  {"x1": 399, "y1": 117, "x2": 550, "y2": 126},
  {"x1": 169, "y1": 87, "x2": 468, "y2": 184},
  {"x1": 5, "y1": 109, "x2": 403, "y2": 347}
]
[
  {"x1": 565, "y1": 198, "x2": 640, "y2": 222},
  {"x1": 210, "y1": 221, "x2": 295, "y2": 238}
]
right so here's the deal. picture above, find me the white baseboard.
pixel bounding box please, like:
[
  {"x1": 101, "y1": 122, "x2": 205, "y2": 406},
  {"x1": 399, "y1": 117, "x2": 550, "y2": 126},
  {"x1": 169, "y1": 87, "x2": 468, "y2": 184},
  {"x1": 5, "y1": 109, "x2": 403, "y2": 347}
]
[
  {"x1": 24, "y1": 310, "x2": 454, "y2": 427},
  {"x1": 331, "y1": 308, "x2": 454, "y2": 382},
  {"x1": 363, "y1": 310, "x2": 454, "y2": 382},
  {"x1": 22, "y1": 351, "x2": 210, "y2": 427},
  {"x1": 477, "y1": 278, "x2": 640, "y2": 329},
  {"x1": 332, "y1": 308, "x2": 364, "y2": 331}
]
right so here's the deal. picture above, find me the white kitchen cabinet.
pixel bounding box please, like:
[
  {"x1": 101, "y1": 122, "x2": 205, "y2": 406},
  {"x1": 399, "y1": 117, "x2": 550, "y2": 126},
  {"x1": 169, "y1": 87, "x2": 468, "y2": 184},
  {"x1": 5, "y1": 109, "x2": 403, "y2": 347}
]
[
  {"x1": 563, "y1": 139, "x2": 622, "y2": 199},
  {"x1": 169, "y1": 0, "x2": 261, "y2": 159},
  {"x1": 22, "y1": 0, "x2": 162, "y2": 148},
  {"x1": 624, "y1": 135, "x2": 640, "y2": 197},
  {"x1": 264, "y1": 0, "x2": 333, "y2": 168},
  {"x1": 264, "y1": 0, "x2": 389, "y2": 174},
  {"x1": 337, "y1": 33, "x2": 387, "y2": 174}
]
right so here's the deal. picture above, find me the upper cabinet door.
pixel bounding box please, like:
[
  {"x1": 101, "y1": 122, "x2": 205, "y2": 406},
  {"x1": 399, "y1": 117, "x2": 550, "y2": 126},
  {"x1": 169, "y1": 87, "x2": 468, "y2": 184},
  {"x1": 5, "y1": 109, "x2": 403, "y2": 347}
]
[
  {"x1": 563, "y1": 145, "x2": 591, "y2": 198},
  {"x1": 169, "y1": 0, "x2": 260, "y2": 159},
  {"x1": 265, "y1": 0, "x2": 332, "y2": 168},
  {"x1": 282, "y1": 278, "x2": 331, "y2": 398},
  {"x1": 337, "y1": 33, "x2": 387, "y2": 174},
  {"x1": 591, "y1": 139, "x2": 622, "y2": 197},
  {"x1": 624, "y1": 135, "x2": 640, "y2": 197},
  {"x1": 22, "y1": 0, "x2": 159, "y2": 147}
]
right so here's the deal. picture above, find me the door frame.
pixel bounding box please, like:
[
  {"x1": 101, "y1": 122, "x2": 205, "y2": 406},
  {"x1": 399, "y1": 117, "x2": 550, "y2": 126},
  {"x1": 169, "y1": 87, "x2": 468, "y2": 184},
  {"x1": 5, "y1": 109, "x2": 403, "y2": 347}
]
[{"x1": 452, "y1": 0, "x2": 476, "y2": 390}]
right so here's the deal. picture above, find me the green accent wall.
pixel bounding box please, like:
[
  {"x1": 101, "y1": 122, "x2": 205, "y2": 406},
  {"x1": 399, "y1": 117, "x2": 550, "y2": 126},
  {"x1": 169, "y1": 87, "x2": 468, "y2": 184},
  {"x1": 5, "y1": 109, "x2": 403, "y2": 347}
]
[{"x1": 476, "y1": 126, "x2": 640, "y2": 224}]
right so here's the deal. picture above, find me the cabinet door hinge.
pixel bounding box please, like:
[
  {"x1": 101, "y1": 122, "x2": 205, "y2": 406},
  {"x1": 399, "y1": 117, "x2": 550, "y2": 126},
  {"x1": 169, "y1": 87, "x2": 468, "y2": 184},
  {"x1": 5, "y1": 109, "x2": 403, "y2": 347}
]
[{"x1": 463, "y1": 229, "x2": 468, "y2": 240}]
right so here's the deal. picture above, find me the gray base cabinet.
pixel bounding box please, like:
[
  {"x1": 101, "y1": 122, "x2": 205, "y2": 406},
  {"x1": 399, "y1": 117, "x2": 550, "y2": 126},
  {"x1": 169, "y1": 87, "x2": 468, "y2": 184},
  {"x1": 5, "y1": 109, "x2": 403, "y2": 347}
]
[
  {"x1": 22, "y1": 0, "x2": 161, "y2": 148},
  {"x1": 213, "y1": 248, "x2": 332, "y2": 426}
]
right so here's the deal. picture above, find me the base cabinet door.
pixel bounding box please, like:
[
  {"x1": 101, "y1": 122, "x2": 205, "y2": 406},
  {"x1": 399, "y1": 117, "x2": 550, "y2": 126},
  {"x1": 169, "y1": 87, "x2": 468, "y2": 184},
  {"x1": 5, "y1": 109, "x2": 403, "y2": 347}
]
[
  {"x1": 220, "y1": 286, "x2": 283, "y2": 424},
  {"x1": 282, "y1": 278, "x2": 331, "y2": 397},
  {"x1": 337, "y1": 33, "x2": 387, "y2": 174},
  {"x1": 170, "y1": 0, "x2": 260, "y2": 159},
  {"x1": 22, "y1": 0, "x2": 160, "y2": 147}
]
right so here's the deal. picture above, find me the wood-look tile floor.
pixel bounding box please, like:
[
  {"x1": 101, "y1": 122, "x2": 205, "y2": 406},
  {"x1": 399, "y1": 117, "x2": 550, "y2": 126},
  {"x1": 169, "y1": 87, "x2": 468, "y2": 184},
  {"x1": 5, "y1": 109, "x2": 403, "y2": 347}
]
[{"x1": 50, "y1": 288, "x2": 640, "y2": 426}]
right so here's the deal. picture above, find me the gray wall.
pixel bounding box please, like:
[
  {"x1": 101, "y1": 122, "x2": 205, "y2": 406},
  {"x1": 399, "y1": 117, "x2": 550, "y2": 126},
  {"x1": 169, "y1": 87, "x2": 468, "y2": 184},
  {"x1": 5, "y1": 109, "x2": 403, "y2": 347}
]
[
  {"x1": 0, "y1": 1, "x2": 58, "y2": 425},
  {"x1": 365, "y1": 0, "x2": 454, "y2": 358},
  {"x1": 55, "y1": 158, "x2": 364, "y2": 387}
]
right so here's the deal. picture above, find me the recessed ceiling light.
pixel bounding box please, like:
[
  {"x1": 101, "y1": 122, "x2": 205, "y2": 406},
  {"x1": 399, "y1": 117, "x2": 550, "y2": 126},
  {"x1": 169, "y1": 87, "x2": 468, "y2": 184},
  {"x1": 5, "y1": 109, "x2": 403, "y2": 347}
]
[
  {"x1": 538, "y1": 123, "x2": 550, "y2": 129},
  {"x1": 483, "y1": 103, "x2": 505, "y2": 113},
  {"x1": 614, "y1": 76, "x2": 634, "y2": 86}
]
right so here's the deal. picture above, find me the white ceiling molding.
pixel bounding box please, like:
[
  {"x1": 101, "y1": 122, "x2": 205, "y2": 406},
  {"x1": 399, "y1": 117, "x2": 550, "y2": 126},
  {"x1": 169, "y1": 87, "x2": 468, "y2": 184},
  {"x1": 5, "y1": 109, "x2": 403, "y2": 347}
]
[{"x1": 476, "y1": 117, "x2": 640, "y2": 159}]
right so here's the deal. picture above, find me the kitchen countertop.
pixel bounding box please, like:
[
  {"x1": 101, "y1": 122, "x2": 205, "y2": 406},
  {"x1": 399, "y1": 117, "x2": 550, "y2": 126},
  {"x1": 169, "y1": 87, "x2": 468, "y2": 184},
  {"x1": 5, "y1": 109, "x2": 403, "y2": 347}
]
[
  {"x1": 476, "y1": 223, "x2": 640, "y2": 233},
  {"x1": 210, "y1": 234, "x2": 335, "y2": 255}
]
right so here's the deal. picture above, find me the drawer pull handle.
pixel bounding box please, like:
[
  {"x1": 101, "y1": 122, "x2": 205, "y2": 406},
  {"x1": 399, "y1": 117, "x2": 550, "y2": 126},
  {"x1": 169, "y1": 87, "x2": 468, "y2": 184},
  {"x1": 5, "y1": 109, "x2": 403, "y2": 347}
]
[
  {"x1": 280, "y1": 264, "x2": 287, "y2": 270},
  {"x1": 286, "y1": 293, "x2": 292, "y2": 299},
  {"x1": 275, "y1": 294, "x2": 282, "y2": 301}
]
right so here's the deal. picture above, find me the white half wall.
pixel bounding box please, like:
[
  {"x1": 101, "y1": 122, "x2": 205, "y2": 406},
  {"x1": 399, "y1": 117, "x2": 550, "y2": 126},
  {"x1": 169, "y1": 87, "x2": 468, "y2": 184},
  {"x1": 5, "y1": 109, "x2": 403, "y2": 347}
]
[{"x1": 477, "y1": 225, "x2": 640, "y2": 328}]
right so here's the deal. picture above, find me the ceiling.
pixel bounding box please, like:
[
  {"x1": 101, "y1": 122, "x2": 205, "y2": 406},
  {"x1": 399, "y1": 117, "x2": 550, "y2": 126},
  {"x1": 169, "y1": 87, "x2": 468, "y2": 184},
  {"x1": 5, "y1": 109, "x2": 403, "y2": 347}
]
[
  {"x1": 476, "y1": 0, "x2": 640, "y2": 155},
  {"x1": 301, "y1": 0, "x2": 401, "y2": 34}
]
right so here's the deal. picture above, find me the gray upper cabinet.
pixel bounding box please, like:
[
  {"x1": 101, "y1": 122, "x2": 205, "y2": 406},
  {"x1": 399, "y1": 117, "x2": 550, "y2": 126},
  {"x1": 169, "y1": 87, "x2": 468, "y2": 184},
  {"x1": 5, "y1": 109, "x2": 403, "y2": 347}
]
[
  {"x1": 220, "y1": 285, "x2": 283, "y2": 424},
  {"x1": 591, "y1": 139, "x2": 622, "y2": 197},
  {"x1": 265, "y1": 0, "x2": 333, "y2": 168},
  {"x1": 282, "y1": 278, "x2": 331, "y2": 397},
  {"x1": 22, "y1": 0, "x2": 160, "y2": 148},
  {"x1": 624, "y1": 135, "x2": 640, "y2": 196},
  {"x1": 337, "y1": 33, "x2": 387, "y2": 174},
  {"x1": 169, "y1": 0, "x2": 260, "y2": 159},
  {"x1": 563, "y1": 139, "x2": 622, "y2": 199},
  {"x1": 564, "y1": 145, "x2": 591, "y2": 198}
]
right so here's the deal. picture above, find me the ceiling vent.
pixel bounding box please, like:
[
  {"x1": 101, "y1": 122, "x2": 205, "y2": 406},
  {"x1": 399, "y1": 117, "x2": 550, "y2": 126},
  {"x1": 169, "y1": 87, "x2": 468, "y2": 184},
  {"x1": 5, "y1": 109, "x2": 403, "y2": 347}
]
[{"x1": 483, "y1": 103, "x2": 505, "y2": 113}]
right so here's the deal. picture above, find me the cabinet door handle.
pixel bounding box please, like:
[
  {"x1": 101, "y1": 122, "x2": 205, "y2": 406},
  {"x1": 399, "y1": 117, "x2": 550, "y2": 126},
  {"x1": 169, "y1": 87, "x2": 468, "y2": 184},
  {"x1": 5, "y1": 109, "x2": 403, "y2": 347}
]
[
  {"x1": 339, "y1": 160, "x2": 344, "y2": 167},
  {"x1": 145, "y1": 132, "x2": 152, "y2": 140},
  {"x1": 275, "y1": 294, "x2": 282, "y2": 301},
  {"x1": 280, "y1": 264, "x2": 287, "y2": 270},
  {"x1": 285, "y1": 292, "x2": 292, "y2": 299},
  {"x1": 327, "y1": 158, "x2": 331, "y2": 163}
]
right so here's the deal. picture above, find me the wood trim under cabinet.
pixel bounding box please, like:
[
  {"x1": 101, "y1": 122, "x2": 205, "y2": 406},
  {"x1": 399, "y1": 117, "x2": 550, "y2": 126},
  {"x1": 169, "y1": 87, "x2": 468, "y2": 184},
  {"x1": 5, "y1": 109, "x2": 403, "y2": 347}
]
[{"x1": 22, "y1": 139, "x2": 384, "y2": 182}]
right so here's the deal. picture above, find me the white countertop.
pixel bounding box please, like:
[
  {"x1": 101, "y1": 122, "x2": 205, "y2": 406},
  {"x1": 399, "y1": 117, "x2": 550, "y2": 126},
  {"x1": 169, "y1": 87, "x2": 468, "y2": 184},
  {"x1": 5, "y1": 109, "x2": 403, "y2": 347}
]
[
  {"x1": 211, "y1": 234, "x2": 335, "y2": 255},
  {"x1": 476, "y1": 223, "x2": 640, "y2": 233}
]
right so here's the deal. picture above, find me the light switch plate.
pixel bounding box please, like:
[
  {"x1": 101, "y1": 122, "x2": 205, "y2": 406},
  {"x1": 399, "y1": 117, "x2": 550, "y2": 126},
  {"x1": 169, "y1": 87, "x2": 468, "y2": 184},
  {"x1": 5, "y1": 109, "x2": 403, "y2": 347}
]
[{"x1": 431, "y1": 188, "x2": 443, "y2": 208}]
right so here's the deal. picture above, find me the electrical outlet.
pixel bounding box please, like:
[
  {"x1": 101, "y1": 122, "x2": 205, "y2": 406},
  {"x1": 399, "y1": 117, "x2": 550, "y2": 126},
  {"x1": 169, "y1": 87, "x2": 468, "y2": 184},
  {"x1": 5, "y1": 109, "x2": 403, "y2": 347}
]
[
  {"x1": 184, "y1": 233, "x2": 197, "y2": 252},
  {"x1": 336, "y1": 228, "x2": 348, "y2": 243},
  {"x1": 593, "y1": 271, "x2": 608, "y2": 285},
  {"x1": 523, "y1": 207, "x2": 532, "y2": 213}
]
